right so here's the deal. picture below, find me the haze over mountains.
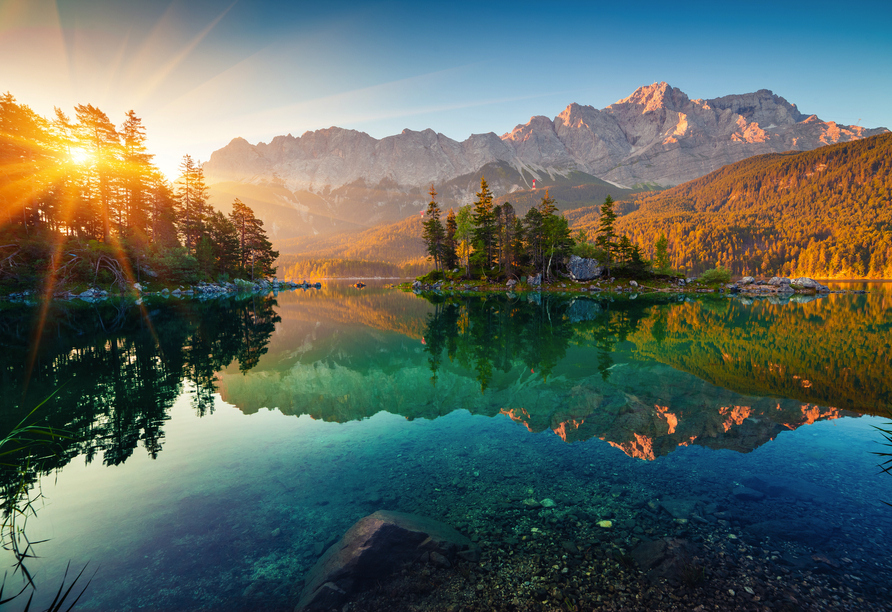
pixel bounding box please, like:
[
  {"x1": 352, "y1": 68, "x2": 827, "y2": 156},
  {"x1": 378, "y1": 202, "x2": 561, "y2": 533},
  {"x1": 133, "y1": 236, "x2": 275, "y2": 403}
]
[{"x1": 203, "y1": 82, "x2": 886, "y2": 245}]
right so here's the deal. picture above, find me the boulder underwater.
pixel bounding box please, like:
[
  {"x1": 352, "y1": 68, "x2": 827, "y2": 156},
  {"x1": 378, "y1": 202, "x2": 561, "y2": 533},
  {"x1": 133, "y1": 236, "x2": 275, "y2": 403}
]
[{"x1": 295, "y1": 510, "x2": 480, "y2": 611}]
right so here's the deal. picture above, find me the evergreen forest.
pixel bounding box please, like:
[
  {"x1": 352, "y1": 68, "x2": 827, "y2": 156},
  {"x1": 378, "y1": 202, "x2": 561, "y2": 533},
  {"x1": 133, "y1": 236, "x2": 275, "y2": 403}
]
[
  {"x1": 0, "y1": 94, "x2": 279, "y2": 294},
  {"x1": 568, "y1": 133, "x2": 892, "y2": 278},
  {"x1": 419, "y1": 179, "x2": 658, "y2": 282}
]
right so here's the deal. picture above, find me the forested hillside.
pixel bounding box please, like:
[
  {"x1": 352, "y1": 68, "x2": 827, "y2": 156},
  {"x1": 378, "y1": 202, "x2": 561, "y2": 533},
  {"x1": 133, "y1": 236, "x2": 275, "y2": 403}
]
[
  {"x1": 568, "y1": 133, "x2": 892, "y2": 277},
  {"x1": 277, "y1": 215, "x2": 429, "y2": 269}
]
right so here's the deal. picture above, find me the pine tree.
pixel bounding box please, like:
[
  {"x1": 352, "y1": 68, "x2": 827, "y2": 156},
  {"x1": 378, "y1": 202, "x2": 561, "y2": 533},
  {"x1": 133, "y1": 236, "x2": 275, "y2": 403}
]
[
  {"x1": 596, "y1": 195, "x2": 618, "y2": 267},
  {"x1": 500, "y1": 202, "x2": 518, "y2": 277},
  {"x1": 539, "y1": 191, "x2": 573, "y2": 280},
  {"x1": 653, "y1": 232, "x2": 670, "y2": 274},
  {"x1": 618, "y1": 235, "x2": 633, "y2": 265},
  {"x1": 454, "y1": 205, "x2": 474, "y2": 278},
  {"x1": 75, "y1": 103, "x2": 120, "y2": 242},
  {"x1": 205, "y1": 210, "x2": 240, "y2": 277},
  {"x1": 147, "y1": 172, "x2": 180, "y2": 249},
  {"x1": 120, "y1": 110, "x2": 153, "y2": 243},
  {"x1": 176, "y1": 155, "x2": 209, "y2": 253},
  {"x1": 443, "y1": 209, "x2": 459, "y2": 271},
  {"x1": 522, "y1": 206, "x2": 544, "y2": 275},
  {"x1": 228, "y1": 198, "x2": 278, "y2": 279},
  {"x1": 472, "y1": 177, "x2": 497, "y2": 271},
  {"x1": 421, "y1": 184, "x2": 445, "y2": 272}
]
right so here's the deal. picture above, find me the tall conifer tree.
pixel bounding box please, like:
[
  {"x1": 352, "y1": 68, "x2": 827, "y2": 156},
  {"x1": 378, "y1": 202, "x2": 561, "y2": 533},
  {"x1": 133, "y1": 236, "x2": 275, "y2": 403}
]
[
  {"x1": 472, "y1": 177, "x2": 496, "y2": 271},
  {"x1": 421, "y1": 184, "x2": 445, "y2": 272}
]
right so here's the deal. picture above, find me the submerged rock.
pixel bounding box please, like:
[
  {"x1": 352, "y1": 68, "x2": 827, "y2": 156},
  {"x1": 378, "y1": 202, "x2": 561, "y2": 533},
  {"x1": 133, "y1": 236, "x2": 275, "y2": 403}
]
[
  {"x1": 659, "y1": 499, "x2": 700, "y2": 520},
  {"x1": 630, "y1": 538, "x2": 700, "y2": 583},
  {"x1": 744, "y1": 519, "x2": 835, "y2": 545},
  {"x1": 295, "y1": 510, "x2": 479, "y2": 611}
]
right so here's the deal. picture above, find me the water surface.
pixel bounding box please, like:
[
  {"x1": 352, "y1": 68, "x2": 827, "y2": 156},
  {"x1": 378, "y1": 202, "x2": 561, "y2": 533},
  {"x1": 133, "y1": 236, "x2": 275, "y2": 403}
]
[{"x1": 1, "y1": 283, "x2": 890, "y2": 610}]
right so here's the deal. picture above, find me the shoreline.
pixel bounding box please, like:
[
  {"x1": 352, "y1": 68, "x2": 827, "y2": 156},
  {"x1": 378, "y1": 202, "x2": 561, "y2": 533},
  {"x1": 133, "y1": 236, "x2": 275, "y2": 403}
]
[
  {"x1": 395, "y1": 277, "x2": 869, "y2": 298},
  {"x1": 0, "y1": 278, "x2": 320, "y2": 304}
]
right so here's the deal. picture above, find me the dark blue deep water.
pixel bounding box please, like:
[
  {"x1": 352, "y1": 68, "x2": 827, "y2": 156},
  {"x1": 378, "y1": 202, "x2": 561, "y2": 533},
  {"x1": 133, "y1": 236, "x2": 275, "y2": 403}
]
[{"x1": 1, "y1": 282, "x2": 891, "y2": 611}]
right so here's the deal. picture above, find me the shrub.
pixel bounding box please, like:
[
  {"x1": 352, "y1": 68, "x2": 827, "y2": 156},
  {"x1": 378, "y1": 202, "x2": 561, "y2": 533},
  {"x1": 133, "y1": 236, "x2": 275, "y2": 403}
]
[
  {"x1": 148, "y1": 246, "x2": 199, "y2": 285},
  {"x1": 699, "y1": 266, "x2": 731, "y2": 284},
  {"x1": 417, "y1": 270, "x2": 444, "y2": 284},
  {"x1": 571, "y1": 242, "x2": 606, "y2": 260}
]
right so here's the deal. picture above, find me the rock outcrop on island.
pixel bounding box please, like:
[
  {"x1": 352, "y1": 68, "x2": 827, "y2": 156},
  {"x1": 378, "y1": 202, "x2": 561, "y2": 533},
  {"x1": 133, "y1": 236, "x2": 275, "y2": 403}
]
[{"x1": 205, "y1": 82, "x2": 886, "y2": 196}]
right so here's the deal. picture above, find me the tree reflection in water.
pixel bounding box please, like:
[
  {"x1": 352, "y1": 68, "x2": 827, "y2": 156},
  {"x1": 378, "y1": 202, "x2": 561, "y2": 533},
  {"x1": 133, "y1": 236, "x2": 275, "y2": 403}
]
[
  {"x1": 0, "y1": 294, "x2": 279, "y2": 507},
  {"x1": 421, "y1": 292, "x2": 655, "y2": 390}
]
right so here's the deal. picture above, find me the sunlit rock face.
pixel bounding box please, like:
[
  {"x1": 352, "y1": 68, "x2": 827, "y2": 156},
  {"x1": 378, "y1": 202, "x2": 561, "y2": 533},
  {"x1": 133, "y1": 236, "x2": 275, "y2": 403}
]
[{"x1": 204, "y1": 83, "x2": 887, "y2": 193}]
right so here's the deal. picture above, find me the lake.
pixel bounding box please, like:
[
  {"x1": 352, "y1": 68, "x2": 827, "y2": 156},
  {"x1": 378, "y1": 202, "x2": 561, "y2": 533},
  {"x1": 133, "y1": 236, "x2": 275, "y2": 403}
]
[{"x1": 1, "y1": 282, "x2": 891, "y2": 611}]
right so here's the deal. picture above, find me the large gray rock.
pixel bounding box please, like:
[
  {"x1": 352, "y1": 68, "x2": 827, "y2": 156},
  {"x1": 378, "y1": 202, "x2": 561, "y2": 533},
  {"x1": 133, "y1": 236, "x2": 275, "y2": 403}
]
[
  {"x1": 568, "y1": 255, "x2": 604, "y2": 281},
  {"x1": 768, "y1": 276, "x2": 791, "y2": 286},
  {"x1": 790, "y1": 277, "x2": 818, "y2": 290},
  {"x1": 296, "y1": 510, "x2": 479, "y2": 611},
  {"x1": 738, "y1": 276, "x2": 755, "y2": 286}
]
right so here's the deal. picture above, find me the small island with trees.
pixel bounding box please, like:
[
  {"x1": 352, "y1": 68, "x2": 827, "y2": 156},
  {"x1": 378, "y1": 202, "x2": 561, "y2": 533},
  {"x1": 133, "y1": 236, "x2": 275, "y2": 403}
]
[{"x1": 411, "y1": 177, "x2": 845, "y2": 297}]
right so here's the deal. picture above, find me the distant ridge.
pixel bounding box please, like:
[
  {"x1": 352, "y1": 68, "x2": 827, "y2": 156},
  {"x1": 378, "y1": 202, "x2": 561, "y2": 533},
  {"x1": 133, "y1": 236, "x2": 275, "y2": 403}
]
[{"x1": 278, "y1": 133, "x2": 892, "y2": 280}]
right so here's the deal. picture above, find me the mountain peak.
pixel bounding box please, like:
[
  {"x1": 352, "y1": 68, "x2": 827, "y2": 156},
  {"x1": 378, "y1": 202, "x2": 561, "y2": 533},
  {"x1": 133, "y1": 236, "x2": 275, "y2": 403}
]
[
  {"x1": 613, "y1": 82, "x2": 690, "y2": 112},
  {"x1": 204, "y1": 83, "x2": 886, "y2": 194}
]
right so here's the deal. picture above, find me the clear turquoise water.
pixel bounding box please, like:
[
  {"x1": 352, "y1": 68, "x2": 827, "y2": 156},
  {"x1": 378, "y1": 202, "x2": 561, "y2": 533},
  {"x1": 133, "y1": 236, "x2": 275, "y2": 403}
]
[{"x1": 1, "y1": 282, "x2": 891, "y2": 610}]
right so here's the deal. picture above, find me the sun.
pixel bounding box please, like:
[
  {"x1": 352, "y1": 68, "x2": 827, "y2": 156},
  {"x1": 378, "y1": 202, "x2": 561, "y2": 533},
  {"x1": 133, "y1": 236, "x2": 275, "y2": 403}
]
[{"x1": 69, "y1": 147, "x2": 93, "y2": 165}]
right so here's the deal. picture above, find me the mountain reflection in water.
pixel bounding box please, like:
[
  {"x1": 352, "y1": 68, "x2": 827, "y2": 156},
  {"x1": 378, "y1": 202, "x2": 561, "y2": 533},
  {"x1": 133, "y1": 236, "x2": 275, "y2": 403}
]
[
  {"x1": 2, "y1": 286, "x2": 889, "y2": 476},
  {"x1": 1, "y1": 283, "x2": 891, "y2": 610},
  {"x1": 216, "y1": 287, "x2": 890, "y2": 460}
]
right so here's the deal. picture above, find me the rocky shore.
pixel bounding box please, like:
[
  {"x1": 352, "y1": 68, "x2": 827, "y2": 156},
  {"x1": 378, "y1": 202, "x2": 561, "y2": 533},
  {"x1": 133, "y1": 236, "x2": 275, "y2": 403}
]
[
  {"x1": 407, "y1": 274, "x2": 864, "y2": 298},
  {"x1": 1, "y1": 278, "x2": 320, "y2": 303}
]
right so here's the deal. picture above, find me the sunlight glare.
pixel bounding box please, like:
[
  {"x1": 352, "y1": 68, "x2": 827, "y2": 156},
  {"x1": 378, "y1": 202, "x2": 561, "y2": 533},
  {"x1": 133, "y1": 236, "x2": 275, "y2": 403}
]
[{"x1": 69, "y1": 147, "x2": 92, "y2": 165}]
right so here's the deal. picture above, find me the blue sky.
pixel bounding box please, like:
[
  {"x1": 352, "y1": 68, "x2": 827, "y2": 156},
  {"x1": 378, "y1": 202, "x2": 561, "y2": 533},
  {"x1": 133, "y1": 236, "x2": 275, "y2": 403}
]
[{"x1": 2, "y1": 0, "x2": 890, "y2": 178}]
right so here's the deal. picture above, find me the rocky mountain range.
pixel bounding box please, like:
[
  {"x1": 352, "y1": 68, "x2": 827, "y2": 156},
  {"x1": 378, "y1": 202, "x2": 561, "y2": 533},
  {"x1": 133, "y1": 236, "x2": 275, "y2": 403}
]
[
  {"x1": 205, "y1": 82, "x2": 885, "y2": 191},
  {"x1": 202, "y1": 82, "x2": 886, "y2": 242}
]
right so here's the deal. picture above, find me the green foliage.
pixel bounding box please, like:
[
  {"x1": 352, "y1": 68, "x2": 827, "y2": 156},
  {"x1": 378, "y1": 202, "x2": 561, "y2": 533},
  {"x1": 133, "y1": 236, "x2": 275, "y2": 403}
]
[
  {"x1": 472, "y1": 177, "x2": 497, "y2": 270},
  {"x1": 699, "y1": 266, "x2": 731, "y2": 284},
  {"x1": 442, "y1": 208, "x2": 459, "y2": 271},
  {"x1": 571, "y1": 241, "x2": 606, "y2": 260},
  {"x1": 149, "y1": 245, "x2": 200, "y2": 285},
  {"x1": 454, "y1": 205, "x2": 474, "y2": 277},
  {"x1": 541, "y1": 199, "x2": 573, "y2": 279},
  {"x1": 421, "y1": 185, "x2": 446, "y2": 272},
  {"x1": 595, "y1": 195, "x2": 618, "y2": 262},
  {"x1": 416, "y1": 270, "x2": 444, "y2": 284}
]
